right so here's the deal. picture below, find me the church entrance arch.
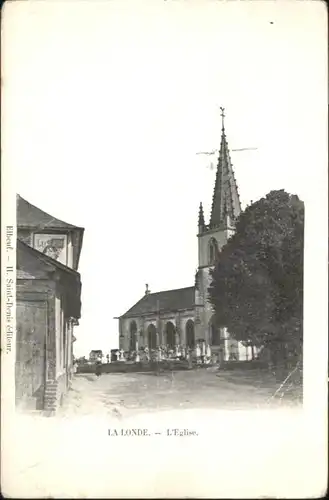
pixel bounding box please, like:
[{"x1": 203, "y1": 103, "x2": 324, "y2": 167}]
[
  {"x1": 185, "y1": 320, "x2": 195, "y2": 348},
  {"x1": 147, "y1": 324, "x2": 157, "y2": 350},
  {"x1": 129, "y1": 321, "x2": 137, "y2": 350},
  {"x1": 165, "y1": 322, "x2": 176, "y2": 348},
  {"x1": 209, "y1": 315, "x2": 221, "y2": 346}
]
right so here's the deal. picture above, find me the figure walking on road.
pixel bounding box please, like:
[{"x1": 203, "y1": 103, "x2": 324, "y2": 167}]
[{"x1": 95, "y1": 355, "x2": 102, "y2": 377}]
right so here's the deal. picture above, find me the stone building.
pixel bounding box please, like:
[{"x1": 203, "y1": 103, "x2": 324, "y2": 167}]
[
  {"x1": 16, "y1": 195, "x2": 84, "y2": 412},
  {"x1": 117, "y1": 114, "x2": 253, "y2": 361}
]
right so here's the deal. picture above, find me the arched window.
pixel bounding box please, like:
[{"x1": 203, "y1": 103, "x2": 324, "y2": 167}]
[
  {"x1": 129, "y1": 321, "x2": 137, "y2": 350},
  {"x1": 185, "y1": 320, "x2": 195, "y2": 348},
  {"x1": 208, "y1": 238, "x2": 218, "y2": 266},
  {"x1": 165, "y1": 322, "x2": 176, "y2": 348}
]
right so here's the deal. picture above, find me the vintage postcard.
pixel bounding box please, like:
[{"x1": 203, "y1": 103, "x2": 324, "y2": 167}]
[{"x1": 1, "y1": 0, "x2": 328, "y2": 498}]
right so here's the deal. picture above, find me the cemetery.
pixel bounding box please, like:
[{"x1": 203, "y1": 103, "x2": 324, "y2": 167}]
[{"x1": 76, "y1": 342, "x2": 221, "y2": 374}]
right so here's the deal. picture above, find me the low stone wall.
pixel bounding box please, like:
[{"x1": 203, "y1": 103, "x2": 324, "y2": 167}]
[
  {"x1": 77, "y1": 360, "x2": 200, "y2": 374},
  {"x1": 73, "y1": 360, "x2": 267, "y2": 376}
]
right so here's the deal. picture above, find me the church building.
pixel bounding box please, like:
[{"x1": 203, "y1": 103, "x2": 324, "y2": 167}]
[{"x1": 117, "y1": 112, "x2": 252, "y2": 362}]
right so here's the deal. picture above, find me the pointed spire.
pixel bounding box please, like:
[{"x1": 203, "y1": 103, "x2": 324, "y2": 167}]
[
  {"x1": 223, "y1": 197, "x2": 228, "y2": 217},
  {"x1": 198, "y1": 202, "x2": 205, "y2": 231},
  {"x1": 209, "y1": 108, "x2": 241, "y2": 228},
  {"x1": 223, "y1": 198, "x2": 230, "y2": 228}
]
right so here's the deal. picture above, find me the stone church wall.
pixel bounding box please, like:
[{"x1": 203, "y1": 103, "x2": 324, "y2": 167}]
[
  {"x1": 120, "y1": 310, "x2": 196, "y2": 351},
  {"x1": 198, "y1": 230, "x2": 228, "y2": 268}
]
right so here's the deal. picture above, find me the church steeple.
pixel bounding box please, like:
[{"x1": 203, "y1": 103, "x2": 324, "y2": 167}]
[
  {"x1": 198, "y1": 202, "x2": 205, "y2": 232},
  {"x1": 209, "y1": 107, "x2": 241, "y2": 228}
]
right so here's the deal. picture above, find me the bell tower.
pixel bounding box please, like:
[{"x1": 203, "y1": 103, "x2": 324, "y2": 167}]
[{"x1": 195, "y1": 108, "x2": 241, "y2": 345}]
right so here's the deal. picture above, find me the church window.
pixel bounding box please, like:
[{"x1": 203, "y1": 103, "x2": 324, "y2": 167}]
[
  {"x1": 208, "y1": 238, "x2": 218, "y2": 266},
  {"x1": 185, "y1": 320, "x2": 195, "y2": 348},
  {"x1": 165, "y1": 322, "x2": 176, "y2": 349}
]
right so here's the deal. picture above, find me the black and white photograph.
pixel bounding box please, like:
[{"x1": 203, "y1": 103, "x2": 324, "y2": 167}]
[{"x1": 1, "y1": 1, "x2": 327, "y2": 498}]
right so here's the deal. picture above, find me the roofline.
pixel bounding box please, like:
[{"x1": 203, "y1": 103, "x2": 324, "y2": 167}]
[
  {"x1": 142, "y1": 285, "x2": 195, "y2": 296},
  {"x1": 17, "y1": 225, "x2": 85, "y2": 232},
  {"x1": 118, "y1": 285, "x2": 196, "y2": 318},
  {"x1": 17, "y1": 239, "x2": 81, "y2": 278},
  {"x1": 119, "y1": 306, "x2": 196, "y2": 319},
  {"x1": 17, "y1": 194, "x2": 84, "y2": 231}
]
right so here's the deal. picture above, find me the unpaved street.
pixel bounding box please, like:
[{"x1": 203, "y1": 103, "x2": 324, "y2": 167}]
[
  {"x1": 7, "y1": 369, "x2": 313, "y2": 499},
  {"x1": 58, "y1": 368, "x2": 282, "y2": 418}
]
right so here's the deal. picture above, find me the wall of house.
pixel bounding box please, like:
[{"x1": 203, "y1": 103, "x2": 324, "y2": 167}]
[
  {"x1": 64, "y1": 318, "x2": 75, "y2": 388},
  {"x1": 16, "y1": 280, "x2": 74, "y2": 413},
  {"x1": 55, "y1": 295, "x2": 62, "y2": 376},
  {"x1": 66, "y1": 321, "x2": 72, "y2": 368},
  {"x1": 16, "y1": 278, "x2": 56, "y2": 412},
  {"x1": 44, "y1": 285, "x2": 80, "y2": 413},
  {"x1": 16, "y1": 295, "x2": 47, "y2": 411},
  {"x1": 17, "y1": 228, "x2": 82, "y2": 413},
  {"x1": 66, "y1": 321, "x2": 75, "y2": 386},
  {"x1": 67, "y1": 233, "x2": 74, "y2": 268},
  {"x1": 53, "y1": 291, "x2": 77, "y2": 406},
  {"x1": 70, "y1": 231, "x2": 81, "y2": 270}
]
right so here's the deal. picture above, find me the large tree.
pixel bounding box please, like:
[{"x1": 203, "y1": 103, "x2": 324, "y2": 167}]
[{"x1": 208, "y1": 189, "x2": 304, "y2": 368}]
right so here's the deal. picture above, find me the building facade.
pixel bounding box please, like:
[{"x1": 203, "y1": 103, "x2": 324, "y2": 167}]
[
  {"x1": 117, "y1": 116, "x2": 254, "y2": 361},
  {"x1": 16, "y1": 195, "x2": 84, "y2": 413}
]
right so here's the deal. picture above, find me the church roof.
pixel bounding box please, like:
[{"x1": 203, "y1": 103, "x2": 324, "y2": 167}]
[
  {"x1": 121, "y1": 286, "x2": 195, "y2": 318},
  {"x1": 17, "y1": 195, "x2": 83, "y2": 230},
  {"x1": 209, "y1": 110, "x2": 241, "y2": 227}
]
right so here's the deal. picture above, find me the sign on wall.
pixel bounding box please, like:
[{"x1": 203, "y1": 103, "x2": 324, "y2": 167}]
[{"x1": 34, "y1": 233, "x2": 68, "y2": 265}]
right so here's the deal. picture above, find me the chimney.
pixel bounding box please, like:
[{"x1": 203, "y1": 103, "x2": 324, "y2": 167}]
[{"x1": 145, "y1": 283, "x2": 150, "y2": 295}]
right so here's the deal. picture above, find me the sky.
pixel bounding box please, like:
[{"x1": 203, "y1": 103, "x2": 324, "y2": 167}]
[{"x1": 3, "y1": 0, "x2": 327, "y2": 357}]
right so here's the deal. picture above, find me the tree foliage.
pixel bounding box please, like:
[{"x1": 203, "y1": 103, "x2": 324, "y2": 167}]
[{"x1": 208, "y1": 190, "x2": 304, "y2": 365}]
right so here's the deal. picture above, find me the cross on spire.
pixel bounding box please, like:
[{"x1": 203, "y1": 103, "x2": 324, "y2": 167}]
[
  {"x1": 208, "y1": 107, "x2": 241, "y2": 228},
  {"x1": 220, "y1": 106, "x2": 225, "y2": 130}
]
